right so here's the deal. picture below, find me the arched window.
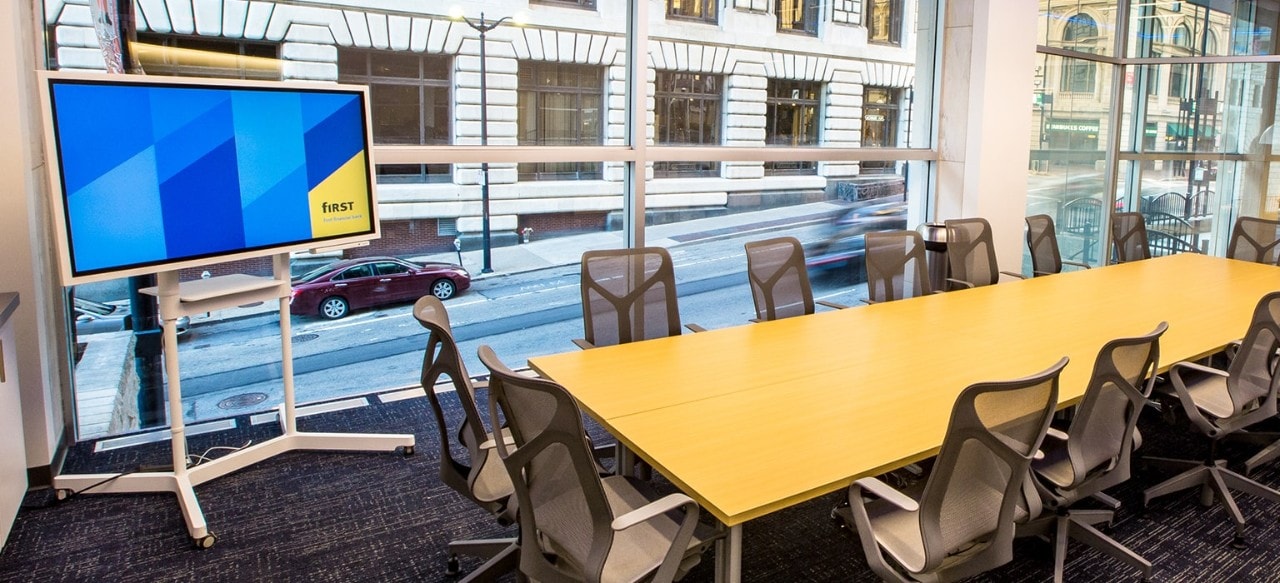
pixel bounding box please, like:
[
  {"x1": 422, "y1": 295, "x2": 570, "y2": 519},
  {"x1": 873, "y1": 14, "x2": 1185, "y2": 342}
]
[
  {"x1": 1145, "y1": 20, "x2": 1163, "y2": 95},
  {"x1": 1172, "y1": 24, "x2": 1191, "y2": 49},
  {"x1": 1168, "y1": 24, "x2": 1193, "y2": 98},
  {"x1": 1060, "y1": 13, "x2": 1098, "y2": 93}
]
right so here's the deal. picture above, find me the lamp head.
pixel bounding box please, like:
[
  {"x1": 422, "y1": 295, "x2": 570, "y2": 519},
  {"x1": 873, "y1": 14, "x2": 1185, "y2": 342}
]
[{"x1": 447, "y1": 6, "x2": 465, "y2": 21}]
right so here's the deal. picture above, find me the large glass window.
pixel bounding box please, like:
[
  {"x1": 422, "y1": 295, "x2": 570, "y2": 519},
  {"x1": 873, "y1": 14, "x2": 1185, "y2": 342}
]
[
  {"x1": 654, "y1": 72, "x2": 723, "y2": 178},
  {"x1": 338, "y1": 49, "x2": 452, "y2": 183},
  {"x1": 867, "y1": 0, "x2": 903, "y2": 45},
  {"x1": 668, "y1": 0, "x2": 717, "y2": 23},
  {"x1": 765, "y1": 79, "x2": 821, "y2": 175},
  {"x1": 777, "y1": 0, "x2": 819, "y2": 35},
  {"x1": 862, "y1": 87, "x2": 901, "y2": 174},
  {"x1": 517, "y1": 62, "x2": 604, "y2": 180}
]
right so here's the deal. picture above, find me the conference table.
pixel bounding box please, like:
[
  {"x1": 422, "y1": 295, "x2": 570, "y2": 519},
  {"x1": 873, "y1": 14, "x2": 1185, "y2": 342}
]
[{"x1": 527, "y1": 253, "x2": 1280, "y2": 582}]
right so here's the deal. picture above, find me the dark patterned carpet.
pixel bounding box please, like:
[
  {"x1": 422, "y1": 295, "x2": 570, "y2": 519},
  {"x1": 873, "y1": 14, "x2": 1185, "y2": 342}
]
[{"x1": 2, "y1": 387, "x2": 1280, "y2": 582}]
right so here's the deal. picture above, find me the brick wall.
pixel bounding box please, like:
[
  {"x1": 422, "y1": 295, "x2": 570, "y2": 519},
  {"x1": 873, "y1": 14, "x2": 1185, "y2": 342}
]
[{"x1": 520, "y1": 212, "x2": 607, "y2": 238}]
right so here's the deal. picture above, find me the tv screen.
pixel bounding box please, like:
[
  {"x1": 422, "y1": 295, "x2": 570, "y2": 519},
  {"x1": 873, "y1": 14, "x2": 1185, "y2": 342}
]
[{"x1": 39, "y1": 72, "x2": 380, "y2": 285}]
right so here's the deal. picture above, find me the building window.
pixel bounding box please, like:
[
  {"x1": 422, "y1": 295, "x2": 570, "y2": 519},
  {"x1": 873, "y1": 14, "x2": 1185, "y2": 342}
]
[
  {"x1": 654, "y1": 72, "x2": 722, "y2": 178},
  {"x1": 1059, "y1": 14, "x2": 1098, "y2": 94},
  {"x1": 338, "y1": 49, "x2": 451, "y2": 183},
  {"x1": 531, "y1": 0, "x2": 597, "y2": 8},
  {"x1": 133, "y1": 33, "x2": 280, "y2": 80},
  {"x1": 777, "y1": 0, "x2": 819, "y2": 35},
  {"x1": 861, "y1": 86, "x2": 900, "y2": 174},
  {"x1": 668, "y1": 0, "x2": 717, "y2": 24},
  {"x1": 867, "y1": 0, "x2": 903, "y2": 45},
  {"x1": 517, "y1": 62, "x2": 604, "y2": 181},
  {"x1": 765, "y1": 80, "x2": 821, "y2": 175}
]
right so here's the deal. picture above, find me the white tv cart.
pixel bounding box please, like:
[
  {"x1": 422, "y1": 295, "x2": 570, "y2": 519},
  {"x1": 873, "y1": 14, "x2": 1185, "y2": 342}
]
[{"x1": 52, "y1": 254, "x2": 415, "y2": 548}]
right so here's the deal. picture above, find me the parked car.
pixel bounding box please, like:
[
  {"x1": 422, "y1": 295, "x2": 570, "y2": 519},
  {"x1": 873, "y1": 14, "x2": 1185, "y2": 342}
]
[
  {"x1": 805, "y1": 199, "x2": 908, "y2": 278},
  {"x1": 290, "y1": 256, "x2": 471, "y2": 319},
  {"x1": 73, "y1": 297, "x2": 190, "y2": 336}
]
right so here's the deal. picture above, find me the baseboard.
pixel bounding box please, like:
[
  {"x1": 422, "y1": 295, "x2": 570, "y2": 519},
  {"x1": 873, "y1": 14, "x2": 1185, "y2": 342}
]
[{"x1": 26, "y1": 426, "x2": 70, "y2": 490}]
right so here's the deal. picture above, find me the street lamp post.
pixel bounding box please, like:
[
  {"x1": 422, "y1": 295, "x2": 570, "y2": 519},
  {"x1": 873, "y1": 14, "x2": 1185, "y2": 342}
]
[{"x1": 456, "y1": 12, "x2": 512, "y2": 274}]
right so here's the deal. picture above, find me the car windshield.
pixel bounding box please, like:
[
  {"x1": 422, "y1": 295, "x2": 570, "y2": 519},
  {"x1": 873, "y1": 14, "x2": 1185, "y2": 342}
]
[{"x1": 295, "y1": 263, "x2": 339, "y2": 283}]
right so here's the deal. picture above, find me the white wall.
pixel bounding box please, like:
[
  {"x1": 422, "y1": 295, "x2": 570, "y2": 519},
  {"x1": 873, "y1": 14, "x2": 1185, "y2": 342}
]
[
  {"x1": 936, "y1": 0, "x2": 1037, "y2": 271},
  {"x1": 0, "y1": 0, "x2": 68, "y2": 472}
]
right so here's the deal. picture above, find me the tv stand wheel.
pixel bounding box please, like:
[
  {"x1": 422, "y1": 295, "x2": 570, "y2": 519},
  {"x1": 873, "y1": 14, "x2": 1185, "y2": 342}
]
[
  {"x1": 403, "y1": 445, "x2": 415, "y2": 456},
  {"x1": 446, "y1": 554, "x2": 460, "y2": 576},
  {"x1": 195, "y1": 533, "x2": 217, "y2": 549},
  {"x1": 54, "y1": 488, "x2": 72, "y2": 502}
]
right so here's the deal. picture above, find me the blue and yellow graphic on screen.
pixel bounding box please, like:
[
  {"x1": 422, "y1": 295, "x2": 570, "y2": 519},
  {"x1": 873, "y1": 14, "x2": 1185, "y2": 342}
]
[{"x1": 49, "y1": 81, "x2": 373, "y2": 276}]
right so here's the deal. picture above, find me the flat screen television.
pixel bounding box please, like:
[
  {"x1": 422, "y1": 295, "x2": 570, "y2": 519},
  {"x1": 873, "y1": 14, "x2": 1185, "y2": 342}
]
[{"x1": 38, "y1": 72, "x2": 380, "y2": 285}]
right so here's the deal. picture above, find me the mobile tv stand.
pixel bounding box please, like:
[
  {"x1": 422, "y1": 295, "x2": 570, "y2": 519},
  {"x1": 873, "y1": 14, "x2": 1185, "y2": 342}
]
[{"x1": 52, "y1": 254, "x2": 415, "y2": 548}]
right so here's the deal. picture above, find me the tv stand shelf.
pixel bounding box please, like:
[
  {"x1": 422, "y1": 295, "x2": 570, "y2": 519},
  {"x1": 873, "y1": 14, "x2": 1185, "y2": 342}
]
[{"x1": 53, "y1": 253, "x2": 414, "y2": 548}]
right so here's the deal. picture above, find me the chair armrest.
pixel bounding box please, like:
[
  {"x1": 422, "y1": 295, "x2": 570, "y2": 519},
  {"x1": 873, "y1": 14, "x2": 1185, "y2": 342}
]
[
  {"x1": 685, "y1": 323, "x2": 708, "y2": 333},
  {"x1": 1171, "y1": 360, "x2": 1228, "y2": 378},
  {"x1": 1032, "y1": 270, "x2": 1055, "y2": 277},
  {"x1": 860, "y1": 298, "x2": 875, "y2": 305},
  {"x1": 572, "y1": 338, "x2": 596, "y2": 350},
  {"x1": 611, "y1": 492, "x2": 698, "y2": 531},
  {"x1": 945, "y1": 278, "x2": 975, "y2": 291},
  {"x1": 1045, "y1": 427, "x2": 1069, "y2": 441},
  {"x1": 1168, "y1": 361, "x2": 1230, "y2": 434},
  {"x1": 817, "y1": 300, "x2": 850, "y2": 310},
  {"x1": 999, "y1": 270, "x2": 1027, "y2": 280},
  {"x1": 1062, "y1": 260, "x2": 1091, "y2": 270},
  {"x1": 851, "y1": 476, "x2": 919, "y2": 512}
]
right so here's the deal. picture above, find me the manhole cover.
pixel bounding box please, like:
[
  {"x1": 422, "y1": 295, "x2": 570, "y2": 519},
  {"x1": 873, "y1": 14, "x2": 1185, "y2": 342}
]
[
  {"x1": 217, "y1": 392, "x2": 269, "y2": 410},
  {"x1": 292, "y1": 333, "x2": 320, "y2": 343}
]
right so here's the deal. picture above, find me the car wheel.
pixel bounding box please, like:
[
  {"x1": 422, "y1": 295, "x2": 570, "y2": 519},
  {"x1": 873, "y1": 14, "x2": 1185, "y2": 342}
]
[
  {"x1": 431, "y1": 279, "x2": 456, "y2": 300},
  {"x1": 319, "y1": 296, "x2": 349, "y2": 319}
]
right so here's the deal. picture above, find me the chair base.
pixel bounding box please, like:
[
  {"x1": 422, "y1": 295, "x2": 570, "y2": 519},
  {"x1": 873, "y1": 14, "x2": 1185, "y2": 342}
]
[
  {"x1": 447, "y1": 538, "x2": 519, "y2": 583},
  {"x1": 1021, "y1": 509, "x2": 1152, "y2": 583},
  {"x1": 1223, "y1": 429, "x2": 1280, "y2": 475},
  {"x1": 1142, "y1": 457, "x2": 1280, "y2": 545}
]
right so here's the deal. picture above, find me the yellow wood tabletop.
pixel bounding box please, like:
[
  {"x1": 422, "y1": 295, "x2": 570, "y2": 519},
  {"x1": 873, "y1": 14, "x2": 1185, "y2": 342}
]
[{"x1": 529, "y1": 253, "x2": 1280, "y2": 526}]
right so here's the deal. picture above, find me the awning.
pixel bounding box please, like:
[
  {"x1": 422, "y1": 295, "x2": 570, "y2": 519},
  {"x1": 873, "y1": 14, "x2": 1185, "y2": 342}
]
[{"x1": 1165, "y1": 122, "x2": 1217, "y2": 139}]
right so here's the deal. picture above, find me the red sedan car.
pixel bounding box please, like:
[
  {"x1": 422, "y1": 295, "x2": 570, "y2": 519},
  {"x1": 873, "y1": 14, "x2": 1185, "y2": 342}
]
[{"x1": 290, "y1": 256, "x2": 471, "y2": 319}]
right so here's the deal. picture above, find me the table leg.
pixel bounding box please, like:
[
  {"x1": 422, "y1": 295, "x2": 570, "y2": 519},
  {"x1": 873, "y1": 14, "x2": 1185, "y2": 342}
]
[{"x1": 714, "y1": 524, "x2": 742, "y2": 583}]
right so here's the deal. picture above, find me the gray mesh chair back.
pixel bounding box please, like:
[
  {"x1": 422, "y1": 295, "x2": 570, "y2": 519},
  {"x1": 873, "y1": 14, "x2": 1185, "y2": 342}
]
[
  {"x1": 1226, "y1": 216, "x2": 1280, "y2": 264},
  {"x1": 945, "y1": 217, "x2": 1000, "y2": 289},
  {"x1": 479, "y1": 346, "x2": 710, "y2": 583},
  {"x1": 413, "y1": 296, "x2": 517, "y2": 578},
  {"x1": 865, "y1": 230, "x2": 932, "y2": 302},
  {"x1": 848, "y1": 358, "x2": 1064, "y2": 581},
  {"x1": 1143, "y1": 291, "x2": 1280, "y2": 546},
  {"x1": 580, "y1": 247, "x2": 682, "y2": 347},
  {"x1": 1026, "y1": 214, "x2": 1064, "y2": 277},
  {"x1": 1023, "y1": 323, "x2": 1166, "y2": 582},
  {"x1": 745, "y1": 236, "x2": 814, "y2": 320},
  {"x1": 1111, "y1": 212, "x2": 1150, "y2": 263}
]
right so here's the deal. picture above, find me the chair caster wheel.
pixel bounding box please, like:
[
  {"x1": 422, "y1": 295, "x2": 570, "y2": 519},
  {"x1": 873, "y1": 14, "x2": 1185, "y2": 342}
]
[
  {"x1": 194, "y1": 533, "x2": 217, "y2": 549},
  {"x1": 1231, "y1": 536, "x2": 1247, "y2": 550},
  {"x1": 402, "y1": 445, "x2": 415, "y2": 456},
  {"x1": 445, "y1": 554, "x2": 460, "y2": 576}
]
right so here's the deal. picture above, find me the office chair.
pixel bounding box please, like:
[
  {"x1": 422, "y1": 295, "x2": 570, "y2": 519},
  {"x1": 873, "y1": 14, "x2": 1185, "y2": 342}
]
[
  {"x1": 1021, "y1": 323, "x2": 1166, "y2": 583},
  {"x1": 413, "y1": 296, "x2": 518, "y2": 581},
  {"x1": 1025, "y1": 214, "x2": 1090, "y2": 276},
  {"x1": 1143, "y1": 291, "x2": 1280, "y2": 548},
  {"x1": 845, "y1": 357, "x2": 1065, "y2": 582},
  {"x1": 1226, "y1": 216, "x2": 1280, "y2": 264},
  {"x1": 1110, "y1": 212, "x2": 1150, "y2": 263},
  {"x1": 575, "y1": 247, "x2": 703, "y2": 349},
  {"x1": 744, "y1": 236, "x2": 847, "y2": 321},
  {"x1": 943, "y1": 217, "x2": 1026, "y2": 290},
  {"x1": 478, "y1": 345, "x2": 720, "y2": 583},
  {"x1": 864, "y1": 230, "x2": 933, "y2": 302}
]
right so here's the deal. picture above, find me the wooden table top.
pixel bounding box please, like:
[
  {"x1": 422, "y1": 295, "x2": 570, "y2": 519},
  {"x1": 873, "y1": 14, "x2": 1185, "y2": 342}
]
[{"x1": 529, "y1": 253, "x2": 1280, "y2": 526}]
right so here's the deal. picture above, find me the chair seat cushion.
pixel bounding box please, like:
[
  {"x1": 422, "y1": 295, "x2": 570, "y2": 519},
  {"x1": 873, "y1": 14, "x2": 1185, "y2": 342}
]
[
  {"x1": 598, "y1": 475, "x2": 712, "y2": 583},
  {"x1": 1032, "y1": 439, "x2": 1075, "y2": 491},
  {"x1": 1177, "y1": 369, "x2": 1234, "y2": 419}
]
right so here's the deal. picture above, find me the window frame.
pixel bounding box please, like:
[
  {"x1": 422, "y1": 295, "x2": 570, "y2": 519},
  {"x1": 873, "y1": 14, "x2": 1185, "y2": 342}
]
[
  {"x1": 653, "y1": 71, "x2": 724, "y2": 178},
  {"x1": 776, "y1": 0, "x2": 820, "y2": 36},
  {"x1": 867, "y1": 0, "x2": 904, "y2": 46},
  {"x1": 667, "y1": 0, "x2": 718, "y2": 24},
  {"x1": 764, "y1": 79, "x2": 822, "y2": 175},
  {"x1": 517, "y1": 61, "x2": 606, "y2": 181}
]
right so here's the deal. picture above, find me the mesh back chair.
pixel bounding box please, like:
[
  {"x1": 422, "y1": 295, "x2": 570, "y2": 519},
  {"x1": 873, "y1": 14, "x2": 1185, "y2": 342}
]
[
  {"x1": 1025, "y1": 215, "x2": 1090, "y2": 276},
  {"x1": 576, "y1": 247, "x2": 701, "y2": 350},
  {"x1": 1110, "y1": 212, "x2": 1151, "y2": 263},
  {"x1": 846, "y1": 357, "x2": 1065, "y2": 583},
  {"x1": 1226, "y1": 216, "x2": 1280, "y2": 264},
  {"x1": 478, "y1": 345, "x2": 719, "y2": 583},
  {"x1": 1143, "y1": 291, "x2": 1280, "y2": 548},
  {"x1": 1021, "y1": 323, "x2": 1166, "y2": 583},
  {"x1": 413, "y1": 296, "x2": 518, "y2": 580},
  {"x1": 744, "y1": 236, "x2": 847, "y2": 321},
  {"x1": 943, "y1": 217, "x2": 1026, "y2": 290},
  {"x1": 865, "y1": 230, "x2": 933, "y2": 302}
]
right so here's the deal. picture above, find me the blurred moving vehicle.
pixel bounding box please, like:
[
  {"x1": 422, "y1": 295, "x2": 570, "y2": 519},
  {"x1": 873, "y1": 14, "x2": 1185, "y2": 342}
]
[
  {"x1": 290, "y1": 256, "x2": 471, "y2": 319},
  {"x1": 804, "y1": 199, "x2": 908, "y2": 279},
  {"x1": 73, "y1": 297, "x2": 190, "y2": 336}
]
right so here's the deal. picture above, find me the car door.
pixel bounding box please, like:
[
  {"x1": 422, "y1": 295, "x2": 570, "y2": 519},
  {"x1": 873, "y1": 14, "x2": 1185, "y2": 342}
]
[
  {"x1": 373, "y1": 261, "x2": 416, "y2": 303},
  {"x1": 331, "y1": 264, "x2": 378, "y2": 309}
]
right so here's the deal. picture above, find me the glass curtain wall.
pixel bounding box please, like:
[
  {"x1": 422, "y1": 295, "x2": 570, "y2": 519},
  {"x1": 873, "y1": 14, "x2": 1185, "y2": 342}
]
[
  {"x1": 1032, "y1": 0, "x2": 1280, "y2": 266},
  {"x1": 47, "y1": 0, "x2": 940, "y2": 438}
]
